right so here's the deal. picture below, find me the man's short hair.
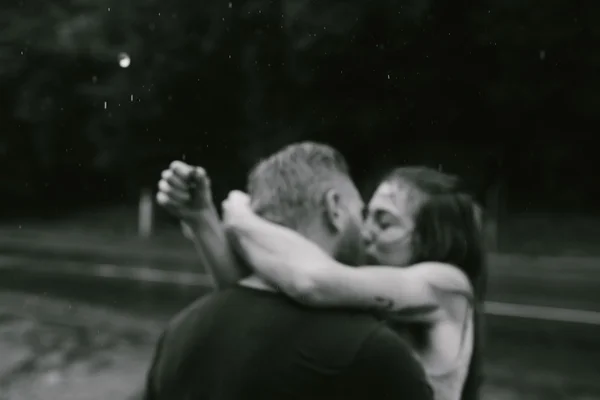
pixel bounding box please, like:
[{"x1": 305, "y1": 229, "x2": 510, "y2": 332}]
[{"x1": 247, "y1": 142, "x2": 350, "y2": 229}]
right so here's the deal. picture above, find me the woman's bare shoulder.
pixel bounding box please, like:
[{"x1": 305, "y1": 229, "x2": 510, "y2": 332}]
[{"x1": 411, "y1": 262, "x2": 473, "y2": 297}]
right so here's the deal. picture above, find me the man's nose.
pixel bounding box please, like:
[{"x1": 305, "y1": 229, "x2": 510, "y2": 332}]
[{"x1": 362, "y1": 225, "x2": 374, "y2": 245}]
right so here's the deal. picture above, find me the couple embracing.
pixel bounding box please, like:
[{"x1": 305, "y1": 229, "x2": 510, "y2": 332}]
[{"x1": 145, "y1": 142, "x2": 485, "y2": 400}]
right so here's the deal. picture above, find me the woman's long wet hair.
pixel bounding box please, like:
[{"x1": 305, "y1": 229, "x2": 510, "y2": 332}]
[{"x1": 383, "y1": 166, "x2": 487, "y2": 400}]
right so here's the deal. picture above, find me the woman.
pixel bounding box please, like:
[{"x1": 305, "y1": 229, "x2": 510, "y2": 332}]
[{"x1": 221, "y1": 166, "x2": 487, "y2": 400}]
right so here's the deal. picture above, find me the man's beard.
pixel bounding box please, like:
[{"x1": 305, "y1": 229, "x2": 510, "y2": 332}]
[
  {"x1": 334, "y1": 226, "x2": 366, "y2": 267},
  {"x1": 335, "y1": 246, "x2": 365, "y2": 267},
  {"x1": 364, "y1": 251, "x2": 380, "y2": 265}
]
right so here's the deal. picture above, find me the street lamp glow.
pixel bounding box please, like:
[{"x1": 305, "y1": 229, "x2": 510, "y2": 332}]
[{"x1": 118, "y1": 52, "x2": 131, "y2": 68}]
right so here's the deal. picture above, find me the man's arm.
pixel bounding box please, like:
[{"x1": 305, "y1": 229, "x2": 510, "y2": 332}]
[
  {"x1": 156, "y1": 161, "x2": 250, "y2": 289},
  {"x1": 185, "y1": 208, "x2": 250, "y2": 289},
  {"x1": 340, "y1": 326, "x2": 433, "y2": 400}
]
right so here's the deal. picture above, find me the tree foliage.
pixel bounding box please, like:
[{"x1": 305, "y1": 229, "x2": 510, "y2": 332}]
[{"x1": 1, "y1": 0, "x2": 598, "y2": 204}]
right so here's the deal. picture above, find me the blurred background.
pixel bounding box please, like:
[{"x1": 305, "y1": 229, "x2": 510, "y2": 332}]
[{"x1": 0, "y1": 0, "x2": 599, "y2": 399}]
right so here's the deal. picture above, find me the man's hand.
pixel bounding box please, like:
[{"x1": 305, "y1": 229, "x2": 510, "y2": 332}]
[{"x1": 157, "y1": 161, "x2": 215, "y2": 238}]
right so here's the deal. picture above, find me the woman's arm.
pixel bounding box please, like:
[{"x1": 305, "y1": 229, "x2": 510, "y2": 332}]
[
  {"x1": 226, "y1": 209, "x2": 471, "y2": 319},
  {"x1": 184, "y1": 207, "x2": 250, "y2": 289}
]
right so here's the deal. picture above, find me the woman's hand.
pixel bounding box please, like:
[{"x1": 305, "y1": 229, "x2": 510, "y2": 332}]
[{"x1": 221, "y1": 190, "x2": 253, "y2": 227}]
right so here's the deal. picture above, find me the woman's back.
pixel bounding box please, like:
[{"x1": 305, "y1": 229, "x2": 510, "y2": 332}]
[
  {"x1": 424, "y1": 306, "x2": 473, "y2": 400},
  {"x1": 387, "y1": 294, "x2": 474, "y2": 400}
]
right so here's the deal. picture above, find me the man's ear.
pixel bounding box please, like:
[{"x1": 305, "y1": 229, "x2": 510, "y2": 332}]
[{"x1": 323, "y1": 189, "x2": 345, "y2": 233}]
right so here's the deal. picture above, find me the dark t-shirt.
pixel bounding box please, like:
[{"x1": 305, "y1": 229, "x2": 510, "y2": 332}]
[{"x1": 145, "y1": 286, "x2": 432, "y2": 400}]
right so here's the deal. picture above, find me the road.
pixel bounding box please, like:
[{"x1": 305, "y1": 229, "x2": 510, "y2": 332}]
[
  {"x1": 487, "y1": 254, "x2": 600, "y2": 313},
  {"x1": 1, "y1": 257, "x2": 600, "y2": 399}
]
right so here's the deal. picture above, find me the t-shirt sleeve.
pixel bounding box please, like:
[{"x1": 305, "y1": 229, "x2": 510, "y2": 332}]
[{"x1": 340, "y1": 326, "x2": 433, "y2": 400}]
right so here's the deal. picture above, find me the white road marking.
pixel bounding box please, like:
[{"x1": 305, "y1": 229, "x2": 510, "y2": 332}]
[{"x1": 485, "y1": 301, "x2": 600, "y2": 325}]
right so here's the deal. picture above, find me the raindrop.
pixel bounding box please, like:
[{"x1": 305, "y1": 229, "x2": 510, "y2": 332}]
[
  {"x1": 118, "y1": 52, "x2": 131, "y2": 68},
  {"x1": 228, "y1": 2, "x2": 232, "y2": 8},
  {"x1": 104, "y1": 101, "x2": 107, "y2": 109},
  {"x1": 539, "y1": 50, "x2": 546, "y2": 60}
]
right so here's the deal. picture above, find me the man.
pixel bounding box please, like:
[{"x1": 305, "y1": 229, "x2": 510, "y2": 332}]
[{"x1": 147, "y1": 142, "x2": 433, "y2": 400}]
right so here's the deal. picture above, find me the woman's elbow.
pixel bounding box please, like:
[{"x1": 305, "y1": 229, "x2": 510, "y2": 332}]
[{"x1": 284, "y1": 271, "x2": 327, "y2": 306}]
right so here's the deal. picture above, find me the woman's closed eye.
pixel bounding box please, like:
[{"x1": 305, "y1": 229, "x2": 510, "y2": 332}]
[
  {"x1": 374, "y1": 211, "x2": 399, "y2": 231},
  {"x1": 376, "y1": 220, "x2": 392, "y2": 230}
]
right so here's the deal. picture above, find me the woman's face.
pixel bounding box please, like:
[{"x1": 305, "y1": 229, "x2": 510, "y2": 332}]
[{"x1": 363, "y1": 181, "x2": 418, "y2": 266}]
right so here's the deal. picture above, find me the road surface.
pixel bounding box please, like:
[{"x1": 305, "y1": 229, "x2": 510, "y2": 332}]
[{"x1": 0, "y1": 257, "x2": 599, "y2": 399}]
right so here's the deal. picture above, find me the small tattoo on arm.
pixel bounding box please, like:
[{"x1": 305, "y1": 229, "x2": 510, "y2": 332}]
[
  {"x1": 373, "y1": 297, "x2": 439, "y2": 317},
  {"x1": 391, "y1": 304, "x2": 439, "y2": 317},
  {"x1": 374, "y1": 296, "x2": 395, "y2": 311}
]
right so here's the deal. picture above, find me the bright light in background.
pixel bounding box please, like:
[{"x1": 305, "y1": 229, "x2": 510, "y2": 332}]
[{"x1": 118, "y1": 52, "x2": 131, "y2": 68}]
